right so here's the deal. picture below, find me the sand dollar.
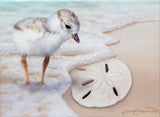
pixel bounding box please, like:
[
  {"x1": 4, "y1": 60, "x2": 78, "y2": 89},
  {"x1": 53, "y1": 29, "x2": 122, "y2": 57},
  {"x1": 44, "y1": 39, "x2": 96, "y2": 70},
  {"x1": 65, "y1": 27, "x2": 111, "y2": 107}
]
[{"x1": 70, "y1": 59, "x2": 132, "y2": 107}]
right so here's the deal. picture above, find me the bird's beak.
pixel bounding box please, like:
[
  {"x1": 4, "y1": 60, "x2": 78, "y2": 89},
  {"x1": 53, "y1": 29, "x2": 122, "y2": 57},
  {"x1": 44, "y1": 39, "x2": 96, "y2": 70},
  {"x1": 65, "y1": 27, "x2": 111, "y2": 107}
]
[{"x1": 71, "y1": 33, "x2": 80, "y2": 43}]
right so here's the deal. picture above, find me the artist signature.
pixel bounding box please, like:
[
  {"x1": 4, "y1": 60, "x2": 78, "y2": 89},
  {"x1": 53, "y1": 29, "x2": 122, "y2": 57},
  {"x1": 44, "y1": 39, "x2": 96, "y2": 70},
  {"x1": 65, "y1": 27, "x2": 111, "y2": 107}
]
[{"x1": 122, "y1": 107, "x2": 160, "y2": 115}]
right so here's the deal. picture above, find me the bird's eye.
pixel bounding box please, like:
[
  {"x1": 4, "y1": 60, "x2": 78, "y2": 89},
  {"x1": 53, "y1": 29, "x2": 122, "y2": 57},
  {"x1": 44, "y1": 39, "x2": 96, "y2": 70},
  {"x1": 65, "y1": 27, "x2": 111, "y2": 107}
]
[{"x1": 65, "y1": 24, "x2": 71, "y2": 29}]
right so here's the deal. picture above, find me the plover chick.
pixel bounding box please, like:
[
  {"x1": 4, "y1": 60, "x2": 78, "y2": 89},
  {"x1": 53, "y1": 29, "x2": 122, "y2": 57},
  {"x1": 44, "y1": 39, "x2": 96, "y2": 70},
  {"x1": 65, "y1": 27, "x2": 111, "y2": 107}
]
[{"x1": 12, "y1": 9, "x2": 80, "y2": 84}]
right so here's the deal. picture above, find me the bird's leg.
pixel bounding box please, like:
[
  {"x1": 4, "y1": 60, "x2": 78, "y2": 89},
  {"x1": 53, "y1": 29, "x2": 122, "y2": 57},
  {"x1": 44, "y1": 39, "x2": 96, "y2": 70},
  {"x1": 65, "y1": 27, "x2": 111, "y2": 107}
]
[
  {"x1": 41, "y1": 56, "x2": 50, "y2": 84},
  {"x1": 21, "y1": 55, "x2": 30, "y2": 85}
]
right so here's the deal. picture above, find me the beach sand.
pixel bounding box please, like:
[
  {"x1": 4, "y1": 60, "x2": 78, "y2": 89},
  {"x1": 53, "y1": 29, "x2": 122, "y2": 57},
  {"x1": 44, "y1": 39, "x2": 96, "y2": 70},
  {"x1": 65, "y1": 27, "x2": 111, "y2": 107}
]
[{"x1": 63, "y1": 21, "x2": 160, "y2": 117}]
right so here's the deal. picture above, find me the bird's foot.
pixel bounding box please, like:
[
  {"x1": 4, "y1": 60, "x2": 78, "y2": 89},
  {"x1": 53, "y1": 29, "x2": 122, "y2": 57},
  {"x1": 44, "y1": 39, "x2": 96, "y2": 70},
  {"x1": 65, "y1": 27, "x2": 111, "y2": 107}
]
[
  {"x1": 40, "y1": 81, "x2": 45, "y2": 85},
  {"x1": 25, "y1": 81, "x2": 30, "y2": 85}
]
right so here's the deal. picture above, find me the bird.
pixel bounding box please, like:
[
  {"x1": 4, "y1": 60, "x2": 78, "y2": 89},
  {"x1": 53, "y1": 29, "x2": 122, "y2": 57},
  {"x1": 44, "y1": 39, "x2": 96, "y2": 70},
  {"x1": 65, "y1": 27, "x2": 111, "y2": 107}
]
[{"x1": 12, "y1": 9, "x2": 80, "y2": 85}]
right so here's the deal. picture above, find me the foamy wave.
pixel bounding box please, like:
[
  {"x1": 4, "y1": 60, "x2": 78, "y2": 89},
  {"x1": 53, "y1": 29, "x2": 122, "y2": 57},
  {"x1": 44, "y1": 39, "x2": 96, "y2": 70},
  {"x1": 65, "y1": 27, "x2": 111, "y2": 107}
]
[
  {"x1": 0, "y1": 1, "x2": 159, "y2": 117},
  {"x1": 0, "y1": 35, "x2": 117, "y2": 117},
  {"x1": 0, "y1": 1, "x2": 159, "y2": 42}
]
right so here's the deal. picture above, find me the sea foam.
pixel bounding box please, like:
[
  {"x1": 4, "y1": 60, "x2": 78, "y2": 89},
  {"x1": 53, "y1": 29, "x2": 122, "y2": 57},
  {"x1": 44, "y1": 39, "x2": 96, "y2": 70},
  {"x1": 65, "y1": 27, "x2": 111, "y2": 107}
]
[{"x1": 0, "y1": 1, "x2": 159, "y2": 117}]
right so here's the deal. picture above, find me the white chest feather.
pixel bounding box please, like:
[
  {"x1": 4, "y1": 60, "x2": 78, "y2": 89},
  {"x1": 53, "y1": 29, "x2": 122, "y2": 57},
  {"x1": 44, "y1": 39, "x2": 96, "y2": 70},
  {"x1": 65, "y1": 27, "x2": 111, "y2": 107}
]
[{"x1": 13, "y1": 30, "x2": 69, "y2": 56}]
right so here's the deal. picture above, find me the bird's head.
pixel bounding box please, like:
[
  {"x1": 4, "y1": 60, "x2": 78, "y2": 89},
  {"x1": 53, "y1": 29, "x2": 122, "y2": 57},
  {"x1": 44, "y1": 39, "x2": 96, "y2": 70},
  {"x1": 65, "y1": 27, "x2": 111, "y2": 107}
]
[{"x1": 48, "y1": 9, "x2": 80, "y2": 43}]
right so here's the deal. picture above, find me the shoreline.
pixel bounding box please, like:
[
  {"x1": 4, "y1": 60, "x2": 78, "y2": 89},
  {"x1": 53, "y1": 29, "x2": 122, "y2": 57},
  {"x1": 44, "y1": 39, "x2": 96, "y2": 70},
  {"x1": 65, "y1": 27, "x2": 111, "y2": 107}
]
[
  {"x1": 63, "y1": 21, "x2": 160, "y2": 117},
  {"x1": 104, "y1": 20, "x2": 159, "y2": 34},
  {"x1": 0, "y1": 21, "x2": 159, "y2": 117},
  {"x1": 103, "y1": 20, "x2": 160, "y2": 34}
]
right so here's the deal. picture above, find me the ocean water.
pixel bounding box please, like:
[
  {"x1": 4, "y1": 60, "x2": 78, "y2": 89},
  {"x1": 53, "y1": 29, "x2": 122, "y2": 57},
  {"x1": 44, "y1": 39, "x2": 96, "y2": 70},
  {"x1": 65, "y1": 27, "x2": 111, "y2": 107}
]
[
  {"x1": 0, "y1": 0, "x2": 159, "y2": 42},
  {"x1": 0, "y1": 1, "x2": 159, "y2": 117}
]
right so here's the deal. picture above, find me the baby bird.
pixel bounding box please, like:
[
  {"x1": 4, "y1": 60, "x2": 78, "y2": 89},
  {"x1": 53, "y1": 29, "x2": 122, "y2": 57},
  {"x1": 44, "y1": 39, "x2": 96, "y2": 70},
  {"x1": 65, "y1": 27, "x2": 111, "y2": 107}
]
[{"x1": 12, "y1": 9, "x2": 80, "y2": 84}]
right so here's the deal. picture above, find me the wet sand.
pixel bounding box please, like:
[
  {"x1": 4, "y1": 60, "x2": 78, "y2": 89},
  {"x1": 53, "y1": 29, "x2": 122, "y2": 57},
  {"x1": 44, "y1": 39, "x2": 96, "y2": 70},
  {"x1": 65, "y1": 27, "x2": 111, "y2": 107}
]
[{"x1": 63, "y1": 21, "x2": 160, "y2": 117}]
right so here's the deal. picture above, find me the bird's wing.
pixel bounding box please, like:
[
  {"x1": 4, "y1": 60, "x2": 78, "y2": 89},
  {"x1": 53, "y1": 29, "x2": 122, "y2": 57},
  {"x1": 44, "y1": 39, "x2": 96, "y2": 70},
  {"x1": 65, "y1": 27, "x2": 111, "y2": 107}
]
[{"x1": 13, "y1": 17, "x2": 50, "y2": 42}]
